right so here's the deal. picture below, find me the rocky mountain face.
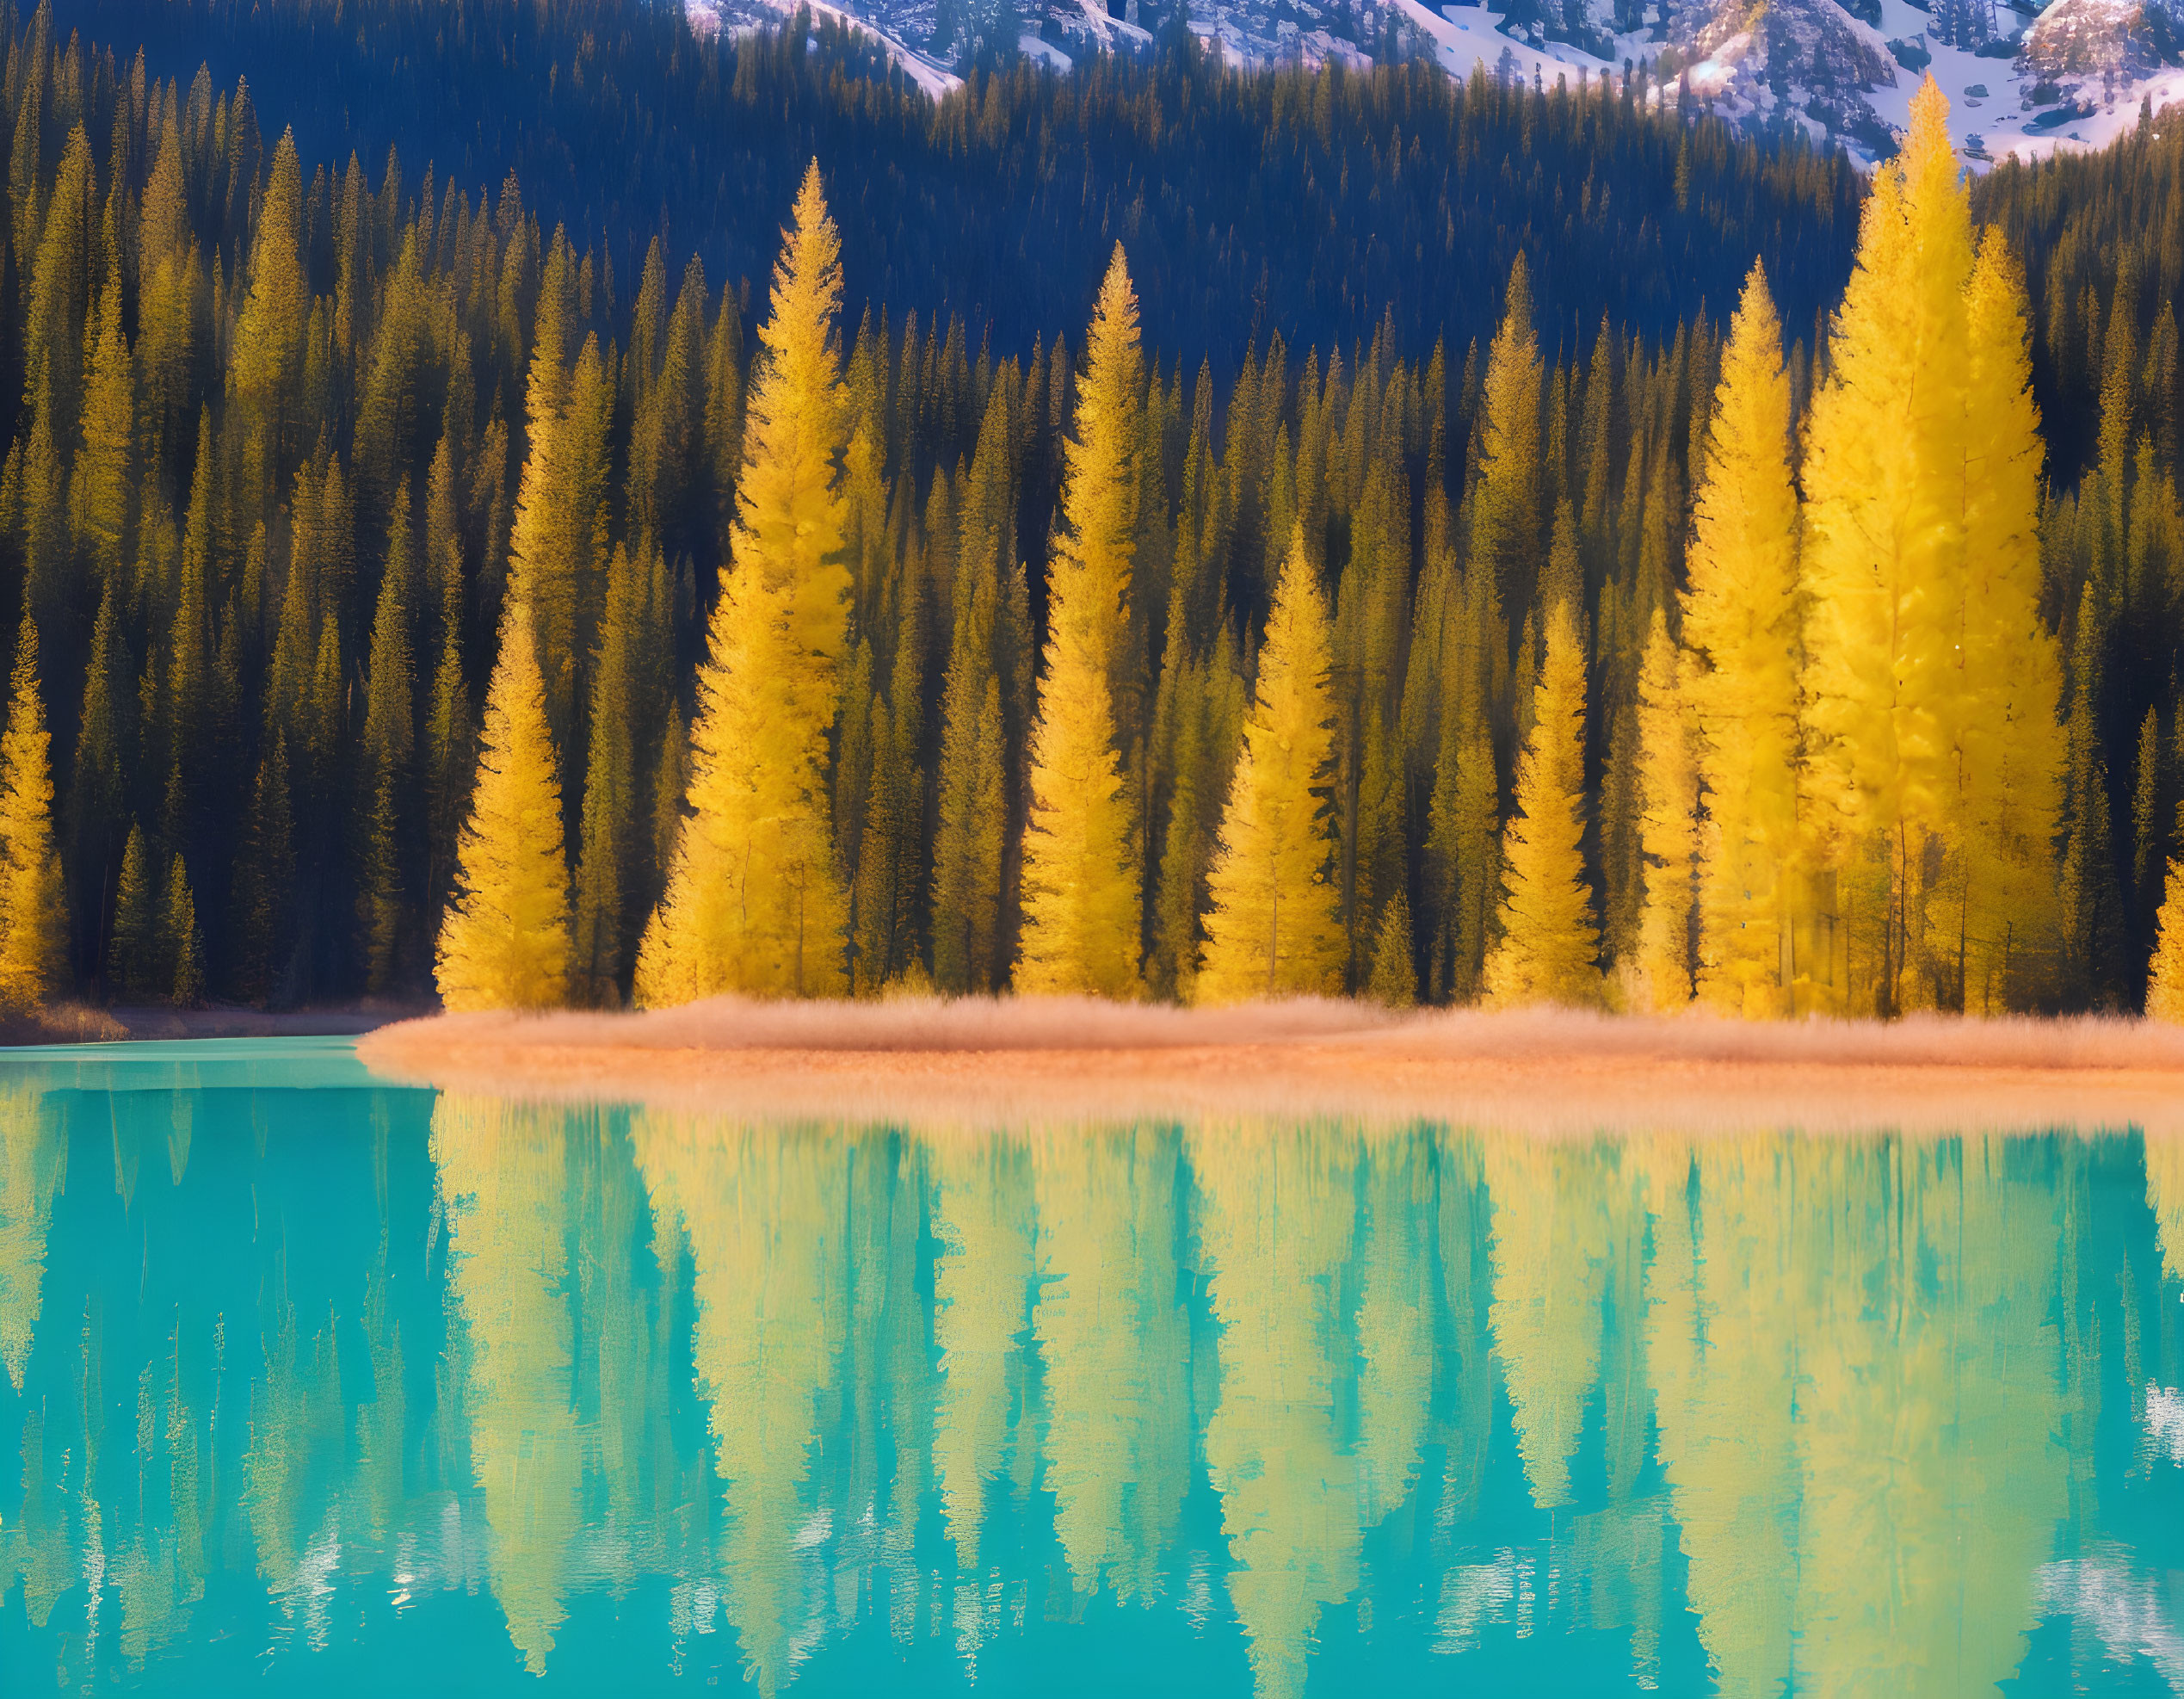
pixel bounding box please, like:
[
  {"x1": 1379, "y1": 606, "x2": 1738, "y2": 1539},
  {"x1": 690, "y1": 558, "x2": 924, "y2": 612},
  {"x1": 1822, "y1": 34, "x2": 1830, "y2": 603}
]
[
  {"x1": 688, "y1": 0, "x2": 2184, "y2": 162},
  {"x1": 2021, "y1": 0, "x2": 2180, "y2": 99},
  {"x1": 1671, "y1": 0, "x2": 1903, "y2": 149}
]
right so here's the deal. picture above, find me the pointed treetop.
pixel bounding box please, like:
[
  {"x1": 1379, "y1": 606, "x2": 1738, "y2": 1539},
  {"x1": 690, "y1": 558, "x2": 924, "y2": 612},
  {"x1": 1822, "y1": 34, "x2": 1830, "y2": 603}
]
[
  {"x1": 1503, "y1": 251, "x2": 1533, "y2": 336},
  {"x1": 1087, "y1": 244, "x2": 1142, "y2": 383},
  {"x1": 1904, "y1": 74, "x2": 1953, "y2": 184},
  {"x1": 758, "y1": 158, "x2": 844, "y2": 388},
  {"x1": 3, "y1": 610, "x2": 44, "y2": 760},
  {"x1": 1731, "y1": 258, "x2": 1778, "y2": 348},
  {"x1": 794, "y1": 155, "x2": 830, "y2": 234}
]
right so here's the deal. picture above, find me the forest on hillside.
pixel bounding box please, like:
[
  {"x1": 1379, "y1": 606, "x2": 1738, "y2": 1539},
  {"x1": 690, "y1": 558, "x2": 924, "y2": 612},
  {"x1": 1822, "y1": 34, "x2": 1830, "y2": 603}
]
[
  {"x1": 49, "y1": 0, "x2": 1863, "y2": 374},
  {"x1": 1, "y1": 0, "x2": 2183, "y2": 1018}
]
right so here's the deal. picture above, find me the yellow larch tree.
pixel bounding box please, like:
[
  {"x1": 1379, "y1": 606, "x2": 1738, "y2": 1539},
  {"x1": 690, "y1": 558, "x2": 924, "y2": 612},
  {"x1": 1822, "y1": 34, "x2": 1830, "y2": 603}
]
[
  {"x1": 2149, "y1": 856, "x2": 2184, "y2": 1021},
  {"x1": 1679, "y1": 263, "x2": 1802, "y2": 1016},
  {"x1": 1800, "y1": 78, "x2": 1974, "y2": 1015},
  {"x1": 435, "y1": 600, "x2": 572, "y2": 1010},
  {"x1": 0, "y1": 612, "x2": 64, "y2": 1014},
  {"x1": 1016, "y1": 245, "x2": 1144, "y2": 997},
  {"x1": 1630, "y1": 611, "x2": 1699, "y2": 1012},
  {"x1": 1938, "y1": 232, "x2": 2065, "y2": 1011},
  {"x1": 1484, "y1": 596, "x2": 1601, "y2": 1006},
  {"x1": 637, "y1": 162, "x2": 851, "y2": 1003},
  {"x1": 1194, "y1": 523, "x2": 1344, "y2": 1003}
]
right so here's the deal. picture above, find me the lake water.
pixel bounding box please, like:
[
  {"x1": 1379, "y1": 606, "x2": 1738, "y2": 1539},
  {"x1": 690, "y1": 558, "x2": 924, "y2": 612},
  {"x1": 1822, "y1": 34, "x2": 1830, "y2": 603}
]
[{"x1": 1, "y1": 1039, "x2": 2181, "y2": 1696}]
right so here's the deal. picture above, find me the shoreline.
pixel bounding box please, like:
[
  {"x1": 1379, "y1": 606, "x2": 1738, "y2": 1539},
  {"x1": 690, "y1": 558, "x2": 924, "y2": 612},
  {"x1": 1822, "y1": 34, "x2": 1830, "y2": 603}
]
[{"x1": 356, "y1": 998, "x2": 2184, "y2": 1136}]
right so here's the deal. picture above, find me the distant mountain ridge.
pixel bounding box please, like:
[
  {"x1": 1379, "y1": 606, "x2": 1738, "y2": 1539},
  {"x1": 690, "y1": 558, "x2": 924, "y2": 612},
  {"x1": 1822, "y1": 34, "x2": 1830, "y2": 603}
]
[{"x1": 686, "y1": 0, "x2": 2184, "y2": 161}]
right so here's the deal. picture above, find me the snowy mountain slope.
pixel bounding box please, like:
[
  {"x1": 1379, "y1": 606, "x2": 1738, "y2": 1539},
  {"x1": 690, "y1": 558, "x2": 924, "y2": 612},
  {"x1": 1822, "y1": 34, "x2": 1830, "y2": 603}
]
[
  {"x1": 686, "y1": 0, "x2": 2184, "y2": 165},
  {"x1": 686, "y1": 0, "x2": 963, "y2": 96}
]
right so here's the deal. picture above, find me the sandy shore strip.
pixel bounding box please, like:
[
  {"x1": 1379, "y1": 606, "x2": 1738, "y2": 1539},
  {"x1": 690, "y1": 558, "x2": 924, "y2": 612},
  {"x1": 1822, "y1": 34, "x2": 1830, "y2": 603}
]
[{"x1": 355, "y1": 998, "x2": 2184, "y2": 1136}]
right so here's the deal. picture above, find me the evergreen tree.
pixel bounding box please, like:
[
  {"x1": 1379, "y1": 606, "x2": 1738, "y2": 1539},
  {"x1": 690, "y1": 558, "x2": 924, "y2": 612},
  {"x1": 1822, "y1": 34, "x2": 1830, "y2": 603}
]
[
  {"x1": 72, "y1": 244, "x2": 133, "y2": 581},
  {"x1": 651, "y1": 702, "x2": 688, "y2": 912},
  {"x1": 572, "y1": 545, "x2": 644, "y2": 1004},
  {"x1": 231, "y1": 737, "x2": 296, "y2": 1006},
  {"x1": 436, "y1": 601, "x2": 572, "y2": 1011},
  {"x1": 509, "y1": 331, "x2": 614, "y2": 748},
  {"x1": 358, "y1": 484, "x2": 418, "y2": 991},
  {"x1": 931, "y1": 566, "x2": 1007, "y2": 995},
  {"x1": 164, "y1": 854, "x2": 202, "y2": 1008},
  {"x1": 1366, "y1": 887, "x2": 1416, "y2": 1009},
  {"x1": 1680, "y1": 264, "x2": 1800, "y2": 1015},
  {"x1": 1470, "y1": 256, "x2": 1545, "y2": 626},
  {"x1": 108, "y1": 823, "x2": 157, "y2": 1002},
  {"x1": 2059, "y1": 582, "x2": 2122, "y2": 1002},
  {"x1": 1484, "y1": 598, "x2": 1601, "y2": 1007},
  {"x1": 424, "y1": 534, "x2": 475, "y2": 919},
  {"x1": 0, "y1": 615, "x2": 64, "y2": 1013},
  {"x1": 1423, "y1": 566, "x2": 1504, "y2": 1003},
  {"x1": 1630, "y1": 613, "x2": 1698, "y2": 1012},
  {"x1": 851, "y1": 685, "x2": 923, "y2": 992},
  {"x1": 1149, "y1": 639, "x2": 1245, "y2": 1002},
  {"x1": 1017, "y1": 245, "x2": 1145, "y2": 998},
  {"x1": 637, "y1": 163, "x2": 852, "y2": 1004},
  {"x1": 1196, "y1": 528, "x2": 1343, "y2": 1004},
  {"x1": 231, "y1": 131, "x2": 308, "y2": 479},
  {"x1": 2134, "y1": 707, "x2": 2163, "y2": 945},
  {"x1": 67, "y1": 578, "x2": 125, "y2": 972}
]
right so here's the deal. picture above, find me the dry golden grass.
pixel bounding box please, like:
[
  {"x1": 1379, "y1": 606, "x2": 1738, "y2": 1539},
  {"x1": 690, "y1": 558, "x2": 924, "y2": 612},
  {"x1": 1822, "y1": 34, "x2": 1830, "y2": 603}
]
[
  {"x1": 356, "y1": 997, "x2": 2184, "y2": 1137},
  {"x1": 0, "y1": 1001, "x2": 128, "y2": 1045}
]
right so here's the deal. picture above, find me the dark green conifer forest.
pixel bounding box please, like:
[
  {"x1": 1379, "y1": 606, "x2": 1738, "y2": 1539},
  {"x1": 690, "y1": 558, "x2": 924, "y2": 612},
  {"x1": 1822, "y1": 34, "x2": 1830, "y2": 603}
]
[{"x1": 3, "y1": 0, "x2": 2182, "y2": 1012}]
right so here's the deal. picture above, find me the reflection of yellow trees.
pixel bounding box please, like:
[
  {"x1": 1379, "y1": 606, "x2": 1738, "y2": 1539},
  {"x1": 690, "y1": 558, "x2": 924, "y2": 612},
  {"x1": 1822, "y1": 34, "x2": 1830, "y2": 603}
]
[
  {"x1": 1484, "y1": 1137, "x2": 1635, "y2": 1508},
  {"x1": 930, "y1": 1134, "x2": 1034, "y2": 1570},
  {"x1": 1640, "y1": 1134, "x2": 1800, "y2": 1696},
  {"x1": 10, "y1": 1405, "x2": 72, "y2": 1628},
  {"x1": 1641, "y1": 1134, "x2": 2069, "y2": 1698},
  {"x1": 2148, "y1": 1132, "x2": 2184, "y2": 1284},
  {"x1": 1031, "y1": 1127, "x2": 1189, "y2": 1603},
  {"x1": 241, "y1": 1294, "x2": 345, "y2": 1595},
  {"x1": 0, "y1": 1083, "x2": 2130, "y2": 1695},
  {"x1": 632, "y1": 1112, "x2": 845, "y2": 1697},
  {"x1": 570, "y1": 1108, "x2": 679, "y2": 1581},
  {"x1": 1788, "y1": 1139, "x2": 2065, "y2": 1696},
  {"x1": 1353, "y1": 1129, "x2": 1433, "y2": 1528},
  {"x1": 433, "y1": 1093, "x2": 583, "y2": 1676},
  {"x1": 836, "y1": 1133, "x2": 931, "y2": 1615},
  {"x1": 0, "y1": 1078, "x2": 60, "y2": 1389},
  {"x1": 1191, "y1": 1121, "x2": 1360, "y2": 1699},
  {"x1": 1434, "y1": 1130, "x2": 1494, "y2": 1523},
  {"x1": 114, "y1": 1336, "x2": 209, "y2": 1670}
]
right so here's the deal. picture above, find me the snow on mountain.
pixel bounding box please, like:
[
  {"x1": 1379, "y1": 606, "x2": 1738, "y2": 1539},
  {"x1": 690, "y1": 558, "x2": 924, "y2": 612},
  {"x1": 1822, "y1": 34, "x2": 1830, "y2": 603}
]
[
  {"x1": 685, "y1": 0, "x2": 963, "y2": 96},
  {"x1": 685, "y1": 0, "x2": 2184, "y2": 166}
]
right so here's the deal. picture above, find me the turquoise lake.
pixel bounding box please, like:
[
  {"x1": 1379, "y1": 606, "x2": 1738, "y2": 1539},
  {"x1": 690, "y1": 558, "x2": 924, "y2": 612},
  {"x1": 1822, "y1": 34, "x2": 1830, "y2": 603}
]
[{"x1": 1, "y1": 1040, "x2": 2181, "y2": 1695}]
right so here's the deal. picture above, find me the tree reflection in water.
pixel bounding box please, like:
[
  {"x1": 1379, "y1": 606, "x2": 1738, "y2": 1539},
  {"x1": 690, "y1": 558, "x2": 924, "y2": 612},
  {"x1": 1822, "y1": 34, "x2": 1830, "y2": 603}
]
[{"x1": 3, "y1": 1063, "x2": 2181, "y2": 1696}]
